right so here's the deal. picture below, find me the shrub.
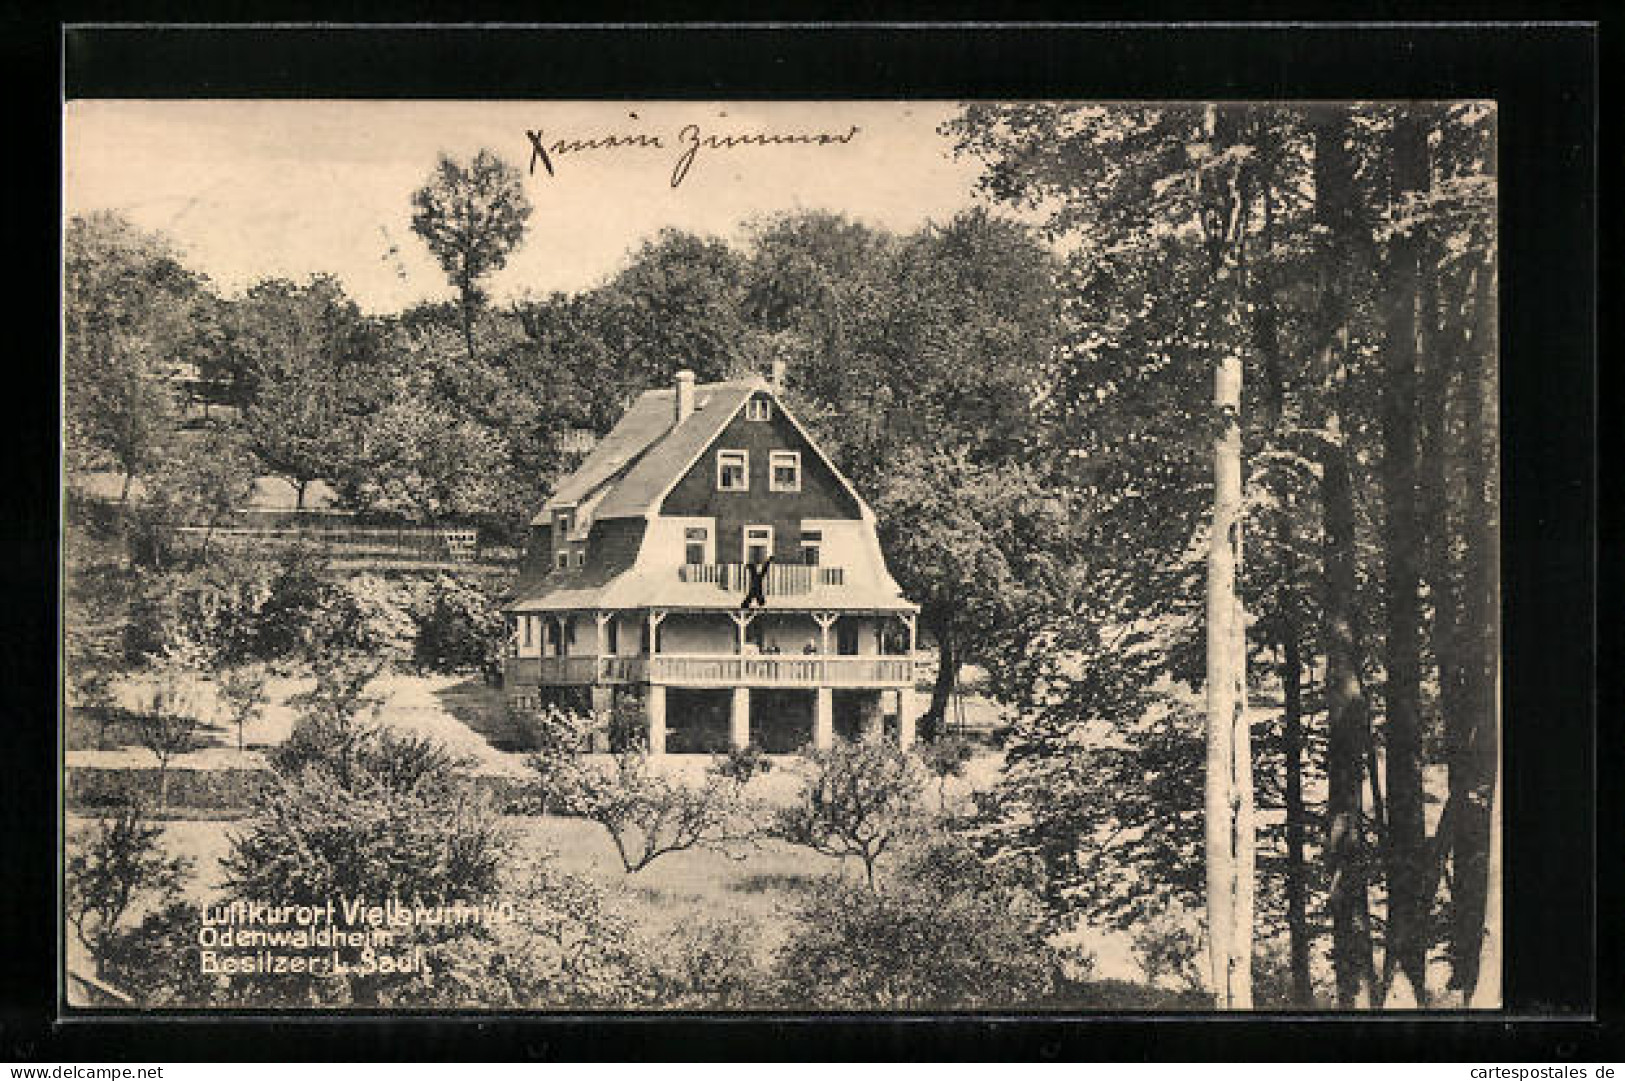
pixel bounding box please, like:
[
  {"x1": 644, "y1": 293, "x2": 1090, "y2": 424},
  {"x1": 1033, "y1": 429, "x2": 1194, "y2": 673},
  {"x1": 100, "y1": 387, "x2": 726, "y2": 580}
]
[
  {"x1": 1128, "y1": 907, "x2": 1207, "y2": 993},
  {"x1": 649, "y1": 916, "x2": 772, "y2": 1008},
  {"x1": 385, "y1": 857, "x2": 656, "y2": 1009},
  {"x1": 219, "y1": 659, "x2": 511, "y2": 1005},
  {"x1": 252, "y1": 542, "x2": 333, "y2": 660},
  {"x1": 772, "y1": 738, "x2": 926, "y2": 888},
  {"x1": 412, "y1": 573, "x2": 507, "y2": 681},
  {"x1": 509, "y1": 701, "x2": 597, "y2": 757},
  {"x1": 64, "y1": 800, "x2": 192, "y2": 982},
  {"x1": 710, "y1": 742, "x2": 773, "y2": 785},
  {"x1": 774, "y1": 832, "x2": 1074, "y2": 1010}
]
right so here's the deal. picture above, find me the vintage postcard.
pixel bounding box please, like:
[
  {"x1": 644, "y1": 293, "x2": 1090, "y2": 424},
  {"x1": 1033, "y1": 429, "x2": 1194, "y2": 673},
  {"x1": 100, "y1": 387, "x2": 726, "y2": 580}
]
[{"x1": 61, "y1": 98, "x2": 1500, "y2": 1012}]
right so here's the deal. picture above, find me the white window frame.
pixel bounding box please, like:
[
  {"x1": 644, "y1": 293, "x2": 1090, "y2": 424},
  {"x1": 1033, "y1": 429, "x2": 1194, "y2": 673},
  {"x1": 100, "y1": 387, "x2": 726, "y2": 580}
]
[
  {"x1": 684, "y1": 525, "x2": 712, "y2": 565},
  {"x1": 743, "y1": 525, "x2": 774, "y2": 566},
  {"x1": 769, "y1": 450, "x2": 802, "y2": 492},
  {"x1": 571, "y1": 548, "x2": 585, "y2": 569},
  {"x1": 800, "y1": 528, "x2": 823, "y2": 566},
  {"x1": 745, "y1": 398, "x2": 772, "y2": 422},
  {"x1": 555, "y1": 550, "x2": 569, "y2": 570},
  {"x1": 716, "y1": 449, "x2": 750, "y2": 492}
]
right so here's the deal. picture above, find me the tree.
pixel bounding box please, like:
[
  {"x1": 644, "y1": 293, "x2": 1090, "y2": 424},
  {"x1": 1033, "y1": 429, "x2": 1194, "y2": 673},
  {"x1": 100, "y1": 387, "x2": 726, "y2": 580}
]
[
  {"x1": 771, "y1": 738, "x2": 925, "y2": 889},
  {"x1": 410, "y1": 149, "x2": 532, "y2": 361},
  {"x1": 918, "y1": 734, "x2": 976, "y2": 813},
  {"x1": 218, "y1": 664, "x2": 269, "y2": 754},
  {"x1": 232, "y1": 276, "x2": 388, "y2": 510},
  {"x1": 875, "y1": 449, "x2": 1076, "y2": 739},
  {"x1": 529, "y1": 743, "x2": 753, "y2": 874},
  {"x1": 128, "y1": 646, "x2": 209, "y2": 814},
  {"x1": 143, "y1": 425, "x2": 257, "y2": 562},
  {"x1": 63, "y1": 213, "x2": 203, "y2": 503},
  {"x1": 65, "y1": 800, "x2": 191, "y2": 980},
  {"x1": 945, "y1": 100, "x2": 1500, "y2": 1010},
  {"x1": 1191, "y1": 104, "x2": 1259, "y2": 1008}
]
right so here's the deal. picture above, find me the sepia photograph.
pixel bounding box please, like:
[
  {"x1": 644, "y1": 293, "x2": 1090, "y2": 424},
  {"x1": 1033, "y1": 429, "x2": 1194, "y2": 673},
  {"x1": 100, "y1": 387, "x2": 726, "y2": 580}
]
[{"x1": 60, "y1": 96, "x2": 1502, "y2": 1014}]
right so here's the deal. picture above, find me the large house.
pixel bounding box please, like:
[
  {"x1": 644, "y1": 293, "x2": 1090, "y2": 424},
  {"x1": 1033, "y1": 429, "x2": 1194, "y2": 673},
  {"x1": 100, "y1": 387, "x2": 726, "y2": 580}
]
[{"x1": 504, "y1": 364, "x2": 920, "y2": 754}]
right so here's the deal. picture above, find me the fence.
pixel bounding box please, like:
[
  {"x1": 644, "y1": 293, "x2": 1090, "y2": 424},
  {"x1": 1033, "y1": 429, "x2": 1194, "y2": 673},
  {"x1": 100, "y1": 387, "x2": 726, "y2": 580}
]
[{"x1": 170, "y1": 524, "x2": 487, "y2": 563}]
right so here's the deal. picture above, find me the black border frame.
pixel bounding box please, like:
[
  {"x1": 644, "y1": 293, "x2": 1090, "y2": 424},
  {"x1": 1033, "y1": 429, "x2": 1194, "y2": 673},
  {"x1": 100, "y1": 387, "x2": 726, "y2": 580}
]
[{"x1": 6, "y1": 17, "x2": 1607, "y2": 1061}]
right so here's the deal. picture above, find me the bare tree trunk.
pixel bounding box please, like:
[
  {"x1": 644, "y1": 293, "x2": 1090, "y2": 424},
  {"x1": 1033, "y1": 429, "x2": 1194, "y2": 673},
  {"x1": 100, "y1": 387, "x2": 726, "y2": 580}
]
[
  {"x1": 1313, "y1": 106, "x2": 1379, "y2": 1008},
  {"x1": 1379, "y1": 110, "x2": 1431, "y2": 1007},
  {"x1": 1456, "y1": 250, "x2": 1501, "y2": 1003},
  {"x1": 1206, "y1": 350, "x2": 1252, "y2": 1009}
]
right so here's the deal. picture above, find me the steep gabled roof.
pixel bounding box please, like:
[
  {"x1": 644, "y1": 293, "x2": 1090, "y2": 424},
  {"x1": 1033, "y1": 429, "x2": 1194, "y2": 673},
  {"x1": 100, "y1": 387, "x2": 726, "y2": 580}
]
[
  {"x1": 536, "y1": 379, "x2": 761, "y2": 522},
  {"x1": 535, "y1": 374, "x2": 880, "y2": 532}
]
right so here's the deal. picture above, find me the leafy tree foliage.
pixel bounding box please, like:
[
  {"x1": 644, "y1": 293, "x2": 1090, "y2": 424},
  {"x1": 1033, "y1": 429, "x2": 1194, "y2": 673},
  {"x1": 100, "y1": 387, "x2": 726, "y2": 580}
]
[
  {"x1": 410, "y1": 149, "x2": 532, "y2": 359},
  {"x1": 231, "y1": 276, "x2": 389, "y2": 509},
  {"x1": 64, "y1": 800, "x2": 192, "y2": 979},
  {"x1": 771, "y1": 738, "x2": 925, "y2": 889},
  {"x1": 775, "y1": 833, "x2": 1076, "y2": 1009}
]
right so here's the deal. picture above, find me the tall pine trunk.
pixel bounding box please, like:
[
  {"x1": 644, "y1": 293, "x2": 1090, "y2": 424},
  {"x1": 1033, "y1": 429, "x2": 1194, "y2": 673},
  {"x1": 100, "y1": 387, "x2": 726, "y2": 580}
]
[
  {"x1": 1313, "y1": 106, "x2": 1379, "y2": 1007},
  {"x1": 1379, "y1": 110, "x2": 1431, "y2": 1007}
]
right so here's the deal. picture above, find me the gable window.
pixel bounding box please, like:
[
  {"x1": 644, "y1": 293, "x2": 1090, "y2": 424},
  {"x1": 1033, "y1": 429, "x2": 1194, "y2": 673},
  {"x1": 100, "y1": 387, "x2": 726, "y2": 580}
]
[
  {"x1": 717, "y1": 449, "x2": 749, "y2": 491},
  {"x1": 556, "y1": 511, "x2": 574, "y2": 536},
  {"x1": 743, "y1": 525, "x2": 774, "y2": 566},
  {"x1": 801, "y1": 529, "x2": 823, "y2": 566},
  {"x1": 745, "y1": 398, "x2": 772, "y2": 422},
  {"x1": 684, "y1": 526, "x2": 710, "y2": 565},
  {"x1": 770, "y1": 450, "x2": 801, "y2": 492}
]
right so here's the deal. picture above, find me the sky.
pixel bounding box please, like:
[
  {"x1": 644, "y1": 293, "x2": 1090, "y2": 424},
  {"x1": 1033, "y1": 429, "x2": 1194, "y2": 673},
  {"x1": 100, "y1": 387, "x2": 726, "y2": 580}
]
[{"x1": 64, "y1": 100, "x2": 991, "y2": 314}]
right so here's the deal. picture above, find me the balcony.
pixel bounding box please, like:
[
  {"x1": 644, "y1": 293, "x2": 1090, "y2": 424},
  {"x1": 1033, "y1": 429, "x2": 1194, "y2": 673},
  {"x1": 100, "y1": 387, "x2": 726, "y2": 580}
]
[
  {"x1": 504, "y1": 653, "x2": 911, "y2": 688},
  {"x1": 677, "y1": 562, "x2": 845, "y2": 596}
]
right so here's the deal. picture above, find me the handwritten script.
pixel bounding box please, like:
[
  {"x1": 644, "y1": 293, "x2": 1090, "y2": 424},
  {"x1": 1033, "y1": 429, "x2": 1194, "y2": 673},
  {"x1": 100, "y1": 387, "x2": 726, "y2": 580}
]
[{"x1": 526, "y1": 123, "x2": 862, "y2": 188}]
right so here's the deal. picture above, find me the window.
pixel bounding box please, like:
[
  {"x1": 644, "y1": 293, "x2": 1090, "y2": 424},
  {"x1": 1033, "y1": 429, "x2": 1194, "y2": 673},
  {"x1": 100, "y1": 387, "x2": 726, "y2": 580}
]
[
  {"x1": 801, "y1": 528, "x2": 823, "y2": 566},
  {"x1": 555, "y1": 551, "x2": 568, "y2": 570},
  {"x1": 522, "y1": 617, "x2": 533, "y2": 647},
  {"x1": 745, "y1": 397, "x2": 772, "y2": 421},
  {"x1": 571, "y1": 549, "x2": 585, "y2": 568},
  {"x1": 716, "y1": 449, "x2": 749, "y2": 491},
  {"x1": 743, "y1": 525, "x2": 773, "y2": 566},
  {"x1": 684, "y1": 526, "x2": 709, "y2": 565},
  {"x1": 770, "y1": 450, "x2": 801, "y2": 492},
  {"x1": 556, "y1": 511, "x2": 574, "y2": 536},
  {"x1": 606, "y1": 618, "x2": 619, "y2": 655}
]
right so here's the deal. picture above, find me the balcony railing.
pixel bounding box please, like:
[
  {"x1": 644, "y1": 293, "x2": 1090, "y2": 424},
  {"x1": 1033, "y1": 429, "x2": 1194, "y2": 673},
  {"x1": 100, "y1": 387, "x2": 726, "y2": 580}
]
[
  {"x1": 650, "y1": 654, "x2": 912, "y2": 687},
  {"x1": 677, "y1": 562, "x2": 845, "y2": 596},
  {"x1": 505, "y1": 653, "x2": 912, "y2": 688}
]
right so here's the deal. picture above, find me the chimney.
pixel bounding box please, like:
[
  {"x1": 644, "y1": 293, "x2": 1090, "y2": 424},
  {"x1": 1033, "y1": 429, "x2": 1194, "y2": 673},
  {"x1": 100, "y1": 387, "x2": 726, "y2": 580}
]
[
  {"x1": 770, "y1": 358, "x2": 787, "y2": 393},
  {"x1": 674, "y1": 369, "x2": 696, "y2": 425}
]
